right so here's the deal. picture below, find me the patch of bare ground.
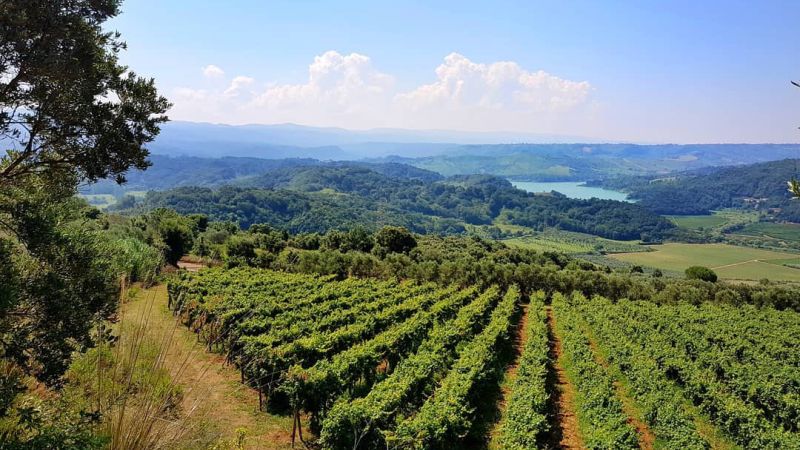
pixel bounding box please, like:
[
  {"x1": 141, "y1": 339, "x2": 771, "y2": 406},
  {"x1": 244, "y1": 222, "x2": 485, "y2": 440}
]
[
  {"x1": 122, "y1": 284, "x2": 307, "y2": 449},
  {"x1": 545, "y1": 306, "x2": 585, "y2": 450},
  {"x1": 176, "y1": 257, "x2": 207, "y2": 272}
]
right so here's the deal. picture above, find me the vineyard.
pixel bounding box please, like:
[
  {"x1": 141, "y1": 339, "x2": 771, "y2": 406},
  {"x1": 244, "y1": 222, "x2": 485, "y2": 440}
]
[
  {"x1": 500, "y1": 228, "x2": 648, "y2": 255},
  {"x1": 168, "y1": 267, "x2": 800, "y2": 449}
]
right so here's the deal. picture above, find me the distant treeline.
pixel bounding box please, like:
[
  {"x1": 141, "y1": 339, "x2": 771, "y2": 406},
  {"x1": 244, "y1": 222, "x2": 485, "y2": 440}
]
[
  {"x1": 80, "y1": 156, "x2": 442, "y2": 195},
  {"x1": 155, "y1": 211, "x2": 800, "y2": 312}
]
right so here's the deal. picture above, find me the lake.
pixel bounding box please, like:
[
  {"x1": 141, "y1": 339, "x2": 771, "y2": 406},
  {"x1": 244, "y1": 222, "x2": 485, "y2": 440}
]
[{"x1": 510, "y1": 181, "x2": 631, "y2": 202}]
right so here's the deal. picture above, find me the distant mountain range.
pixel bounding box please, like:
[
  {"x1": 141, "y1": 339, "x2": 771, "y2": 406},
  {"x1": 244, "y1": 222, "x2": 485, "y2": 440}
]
[
  {"x1": 151, "y1": 121, "x2": 597, "y2": 160},
  {"x1": 148, "y1": 122, "x2": 800, "y2": 182}
]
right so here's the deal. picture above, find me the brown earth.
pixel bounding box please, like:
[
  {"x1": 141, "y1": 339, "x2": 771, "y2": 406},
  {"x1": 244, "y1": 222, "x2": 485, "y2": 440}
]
[
  {"x1": 546, "y1": 306, "x2": 585, "y2": 450},
  {"x1": 176, "y1": 257, "x2": 206, "y2": 272}
]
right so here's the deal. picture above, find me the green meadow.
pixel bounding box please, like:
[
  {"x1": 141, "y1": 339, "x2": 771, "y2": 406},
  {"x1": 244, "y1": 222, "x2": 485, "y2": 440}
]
[{"x1": 611, "y1": 243, "x2": 800, "y2": 282}]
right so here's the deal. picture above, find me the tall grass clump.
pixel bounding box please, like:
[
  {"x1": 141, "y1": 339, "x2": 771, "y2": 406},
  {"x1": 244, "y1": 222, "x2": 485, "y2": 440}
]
[{"x1": 66, "y1": 288, "x2": 216, "y2": 450}]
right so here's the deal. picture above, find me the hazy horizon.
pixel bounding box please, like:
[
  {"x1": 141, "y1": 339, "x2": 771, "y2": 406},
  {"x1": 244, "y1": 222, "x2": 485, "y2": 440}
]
[{"x1": 160, "y1": 120, "x2": 800, "y2": 146}]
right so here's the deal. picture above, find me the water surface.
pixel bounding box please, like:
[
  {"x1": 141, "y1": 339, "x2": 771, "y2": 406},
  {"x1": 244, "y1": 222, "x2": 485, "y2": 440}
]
[{"x1": 511, "y1": 181, "x2": 630, "y2": 202}]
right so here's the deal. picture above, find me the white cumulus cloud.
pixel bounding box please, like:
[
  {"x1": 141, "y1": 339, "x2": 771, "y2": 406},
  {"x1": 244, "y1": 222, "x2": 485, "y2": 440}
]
[
  {"x1": 202, "y1": 64, "x2": 225, "y2": 78},
  {"x1": 252, "y1": 51, "x2": 393, "y2": 115},
  {"x1": 224, "y1": 75, "x2": 255, "y2": 97},
  {"x1": 171, "y1": 51, "x2": 593, "y2": 132},
  {"x1": 396, "y1": 53, "x2": 590, "y2": 112}
]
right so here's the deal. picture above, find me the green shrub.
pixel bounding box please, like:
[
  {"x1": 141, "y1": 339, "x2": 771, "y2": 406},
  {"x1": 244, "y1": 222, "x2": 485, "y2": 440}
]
[{"x1": 685, "y1": 266, "x2": 717, "y2": 282}]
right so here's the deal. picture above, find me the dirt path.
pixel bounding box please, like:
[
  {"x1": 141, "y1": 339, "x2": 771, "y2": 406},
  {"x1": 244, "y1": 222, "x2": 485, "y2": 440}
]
[
  {"x1": 584, "y1": 328, "x2": 655, "y2": 450},
  {"x1": 711, "y1": 259, "x2": 760, "y2": 270},
  {"x1": 487, "y1": 303, "x2": 531, "y2": 446},
  {"x1": 121, "y1": 284, "x2": 304, "y2": 449},
  {"x1": 177, "y1": 257, "x2": 207, "y2": 272},
  {"x1": 545, "y1": 306, "x2": 585, "y2": 450}
]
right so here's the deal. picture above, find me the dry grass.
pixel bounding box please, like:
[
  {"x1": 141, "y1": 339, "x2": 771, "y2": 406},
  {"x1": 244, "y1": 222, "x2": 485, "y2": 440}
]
[
  {"x1": 107, "y1": 283, "x2": 304, "y2": 449},
  {"x1": 67, "y1": 283, "x2": 217, "y2": 449}
]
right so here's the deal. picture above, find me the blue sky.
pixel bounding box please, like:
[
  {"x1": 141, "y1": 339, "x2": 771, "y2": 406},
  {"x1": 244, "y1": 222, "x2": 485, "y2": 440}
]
[{"x1": 109, "y1": 0, "x2": 800, "y2": 143}]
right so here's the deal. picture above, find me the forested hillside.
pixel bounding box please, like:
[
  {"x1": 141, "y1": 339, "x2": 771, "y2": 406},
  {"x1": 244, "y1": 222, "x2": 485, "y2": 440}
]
[
  {"x1": 127, "y1": 165, "x2": 674, "y2": 240},
  {"x1": 594, "y1": 159, "x2": 800, "y2": 220},
  {"x1": 81, "y1": 157, "x2": 442, "y2": 196}
]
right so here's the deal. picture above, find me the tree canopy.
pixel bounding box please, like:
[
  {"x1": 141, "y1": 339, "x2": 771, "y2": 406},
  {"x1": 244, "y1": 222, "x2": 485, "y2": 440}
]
[
  {"x1": 0, "y1": 0, "x2": 169, "y2": 187},
  {"x1": 0, "y1": 0, "x2": 169, "y2": 387}
]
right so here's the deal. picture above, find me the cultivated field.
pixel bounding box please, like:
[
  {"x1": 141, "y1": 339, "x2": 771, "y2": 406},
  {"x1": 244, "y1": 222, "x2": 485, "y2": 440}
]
[
  {"x1": 738, "y1": 222, "x2": 800, "y2": 241},
  {"x1": 610, "y1": 243, "x2": 800, "y2": 281},
  {"x1": 667, "y1": 210, "x2": 759, "y2": 231},
  {"x1": 667, "y1": 214, "x2": 729, "y2": 229},
  {"x1": 501, "y1": 228, "x2": 647, "y2": 255}
]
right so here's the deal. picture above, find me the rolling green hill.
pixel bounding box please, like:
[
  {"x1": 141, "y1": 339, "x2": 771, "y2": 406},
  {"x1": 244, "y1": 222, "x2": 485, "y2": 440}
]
[{"x1": 126, "y1": 165, "x2": 674, "y2": 240}]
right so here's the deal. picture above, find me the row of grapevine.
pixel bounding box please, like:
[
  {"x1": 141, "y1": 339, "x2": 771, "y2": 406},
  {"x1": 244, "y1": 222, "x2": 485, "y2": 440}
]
[
  {"x1": 499, "y1": 290, "x2": 549, "y2": 449},
  {"x1": 168, "y1": 266, "x2": 800, "y2": 449},
  {"x1": 385, "y1": 286, "x2": 521, "y2": 449},
  {"x1": 319, "y1": 286, "x2": 502, "y2": 449},
  {"x1": 572, "y1": 294, "x2": 799, "y2": 449},
  {"x1": 167, "y1": 269, "x2": 456, "y2": 401},
  {"x1": 169, "y1": 267, "x2": 529, "y2": 449},
  {"x1": 285, "y1": 286, "x2": 480, "y2": 413},
  {"x1": 551, "y1": 292, "x2": 639, "y2": 449},
  {"x1": 634, "y1": 302, "x2": 800, "y2": 430},
  {"x1": 231, "y1": 281, "x2": 431, "y2": 340},
  {"x1": 568, "y1": 293, "x2": 711, "y2": 449}
]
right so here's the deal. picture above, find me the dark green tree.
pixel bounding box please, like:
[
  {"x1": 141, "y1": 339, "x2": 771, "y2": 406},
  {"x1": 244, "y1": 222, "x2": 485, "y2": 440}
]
[
  {"x1": 225, "y1": 234, "x2": 257, "y2": 266},
  {"x1": 375, "y1": 226, "x2": 417, "y2": 254},
  {"x1": 344, "y1": 226, "x2": 374, "y2": 253},
  {"x1": 0, "y1": 0, "x2": 169, "y2": 187},
  {"x1": 0, "y1": 0, "x2": 169, "y2": 390},
  {"x1": 322, "y1": 230, "x2": 348, "y2": 251},
  {"x1": 157, "y1": 217, "x2": 194, "y2": 265},
  {"x1": 685, "y1": 266, "x2": 718, "y2": 283}
]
